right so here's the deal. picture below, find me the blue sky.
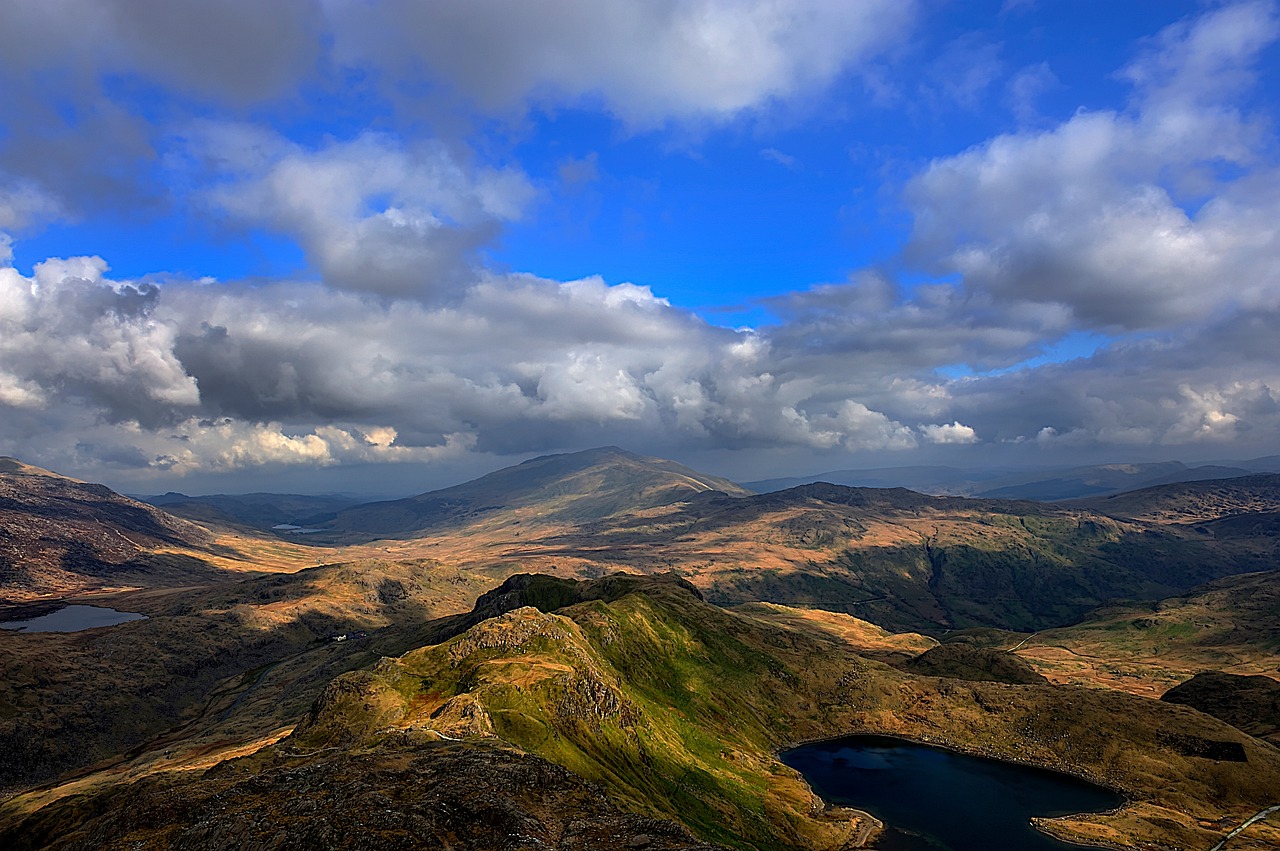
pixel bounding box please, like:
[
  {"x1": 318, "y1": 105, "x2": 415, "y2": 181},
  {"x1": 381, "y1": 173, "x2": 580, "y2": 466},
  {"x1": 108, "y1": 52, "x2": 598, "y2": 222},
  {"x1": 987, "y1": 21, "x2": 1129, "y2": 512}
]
[{"x1": 1, "y1": 0, "x2": 1278, "y2": 494}]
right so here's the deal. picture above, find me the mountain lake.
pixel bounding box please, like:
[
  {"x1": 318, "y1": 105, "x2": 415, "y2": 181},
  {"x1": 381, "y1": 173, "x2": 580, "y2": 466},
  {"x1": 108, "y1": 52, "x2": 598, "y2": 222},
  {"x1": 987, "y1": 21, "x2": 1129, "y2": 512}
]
[
  {"x1": 0, "y1": 605, "x2": 147, "y2": 633},
  {"x1": 781, "y1": 735, "x2": 1124, "y2": 851}
]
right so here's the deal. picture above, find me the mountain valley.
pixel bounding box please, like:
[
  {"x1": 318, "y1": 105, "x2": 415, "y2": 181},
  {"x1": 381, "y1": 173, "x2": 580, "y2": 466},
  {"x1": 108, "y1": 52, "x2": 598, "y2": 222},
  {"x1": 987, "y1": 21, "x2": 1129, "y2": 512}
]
[{"x1": 2, "y1": 448, "x2": 1279, "y2": 850}]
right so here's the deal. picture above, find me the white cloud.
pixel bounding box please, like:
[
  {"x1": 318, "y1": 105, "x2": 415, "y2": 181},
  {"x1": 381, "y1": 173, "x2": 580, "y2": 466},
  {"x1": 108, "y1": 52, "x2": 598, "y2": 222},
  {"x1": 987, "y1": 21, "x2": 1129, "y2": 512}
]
[
  {"x1": 920, "y1": 422, "x2": 978, "y2": 445},
  {"x1": 187, "y1": 126, "x2": 535, "y2": 299},
  {"x1": 905, "y1": 1, "x2": 1280, "y2": 332}
]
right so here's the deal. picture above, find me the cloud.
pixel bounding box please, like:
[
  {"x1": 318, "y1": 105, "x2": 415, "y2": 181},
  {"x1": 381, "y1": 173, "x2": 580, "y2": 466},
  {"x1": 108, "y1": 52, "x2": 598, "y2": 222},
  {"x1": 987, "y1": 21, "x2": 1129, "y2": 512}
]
[
  {"x1": 326, "y1": 0, "x2": 917, "y2": 126},
  {"x1": 904, "y1": 1, "x2": 1280, "y2": 332},
  {"x1": 0, "y1": 0, "x2": 322, "y2": 105},
  {"x1": 920, "y1": 422, "x2": 979, "y2": 445},
  {"x1": 185, "y1": 125, "x2": 536, "y2": 298},
  {"x1": 760, "y1": 148, "x2": 798, "y2": 168}
]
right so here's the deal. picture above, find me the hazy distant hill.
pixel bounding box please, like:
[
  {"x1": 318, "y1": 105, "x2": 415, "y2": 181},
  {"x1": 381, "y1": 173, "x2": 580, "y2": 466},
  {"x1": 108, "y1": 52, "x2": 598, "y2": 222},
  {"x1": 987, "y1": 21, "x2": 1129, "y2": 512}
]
[
  {"x1": 324, "y1": 446, "x2": 752, "y2": 538},
  {"x1": 747, "y1": 460, "x2": 1254, "y2": 501},
  {"x1": 0, "y1": 457, "x2": 220, "y2": 602},
  {"x1": 142, "y1": 492, "x2": 361, "y2": 531}
]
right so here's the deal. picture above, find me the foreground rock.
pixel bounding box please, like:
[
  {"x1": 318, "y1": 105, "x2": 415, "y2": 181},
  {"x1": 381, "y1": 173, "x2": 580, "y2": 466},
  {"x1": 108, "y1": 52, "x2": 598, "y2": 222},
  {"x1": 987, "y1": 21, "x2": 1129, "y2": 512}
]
[{"x1": 2, "y1": 740, "x2": 727, "y2": 851}]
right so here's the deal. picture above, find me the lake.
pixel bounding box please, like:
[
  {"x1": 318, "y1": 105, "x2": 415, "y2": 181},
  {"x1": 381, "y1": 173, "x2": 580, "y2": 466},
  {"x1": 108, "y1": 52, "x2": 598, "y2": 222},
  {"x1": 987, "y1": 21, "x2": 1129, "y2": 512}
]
[
  {"x1": 781, "y1": 735, "x2": 1124, "y2": 851},
  {"x1": 0, "y1": 605, "x2": 147, "y2": 633}
]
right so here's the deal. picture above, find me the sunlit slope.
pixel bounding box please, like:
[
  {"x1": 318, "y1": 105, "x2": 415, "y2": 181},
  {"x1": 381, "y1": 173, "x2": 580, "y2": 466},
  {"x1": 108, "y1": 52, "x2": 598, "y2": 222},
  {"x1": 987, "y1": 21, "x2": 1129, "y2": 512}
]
[
  {"x1": 0, "y1": 559, "x2": 495, "y2": 792},
  {"x1": 1013, "y1": 568, "x2": 1280, "y2": 699},
  {"x1": 7, "y1": 572, "x2": 1280, "y2": 850},
  {"x1": 447, "y1": 477, "x2": 1272, "y2": 633},
  {"x1": 0, "y1": 457, "x2": 220, "y2": 601}
]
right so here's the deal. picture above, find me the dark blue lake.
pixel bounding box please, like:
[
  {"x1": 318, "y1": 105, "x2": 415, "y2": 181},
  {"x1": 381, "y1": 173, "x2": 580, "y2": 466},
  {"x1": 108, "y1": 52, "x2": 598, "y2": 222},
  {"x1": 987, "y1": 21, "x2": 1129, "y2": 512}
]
[
  {"x1": 781, "y1": 735, "x2": 1124, "y2": 851},
  {"x1": 0, "y1": 605, "x2": 147, "y2": 633}
]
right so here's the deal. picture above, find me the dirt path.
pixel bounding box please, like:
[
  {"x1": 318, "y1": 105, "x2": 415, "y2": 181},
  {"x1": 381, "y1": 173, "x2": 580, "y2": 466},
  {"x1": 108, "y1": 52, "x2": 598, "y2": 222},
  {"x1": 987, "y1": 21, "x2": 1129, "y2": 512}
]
[{"x1": 1208, "y1": 804, "x2": 1280, "y2": 850}]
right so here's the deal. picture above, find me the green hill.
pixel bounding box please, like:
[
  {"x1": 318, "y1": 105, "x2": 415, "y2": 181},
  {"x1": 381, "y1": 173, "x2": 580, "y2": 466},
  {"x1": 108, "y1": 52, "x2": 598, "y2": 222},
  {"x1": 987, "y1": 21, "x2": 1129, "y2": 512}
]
[{"x1": 9, "y1": 573, "x2": 1278, "y2": 851}]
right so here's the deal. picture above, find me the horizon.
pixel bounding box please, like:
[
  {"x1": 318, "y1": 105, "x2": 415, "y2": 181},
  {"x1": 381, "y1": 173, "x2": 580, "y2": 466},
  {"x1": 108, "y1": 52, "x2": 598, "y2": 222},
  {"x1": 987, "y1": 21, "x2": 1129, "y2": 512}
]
[{"x1": 2, "y1": 1, "x2": 1279, "y2": 495}]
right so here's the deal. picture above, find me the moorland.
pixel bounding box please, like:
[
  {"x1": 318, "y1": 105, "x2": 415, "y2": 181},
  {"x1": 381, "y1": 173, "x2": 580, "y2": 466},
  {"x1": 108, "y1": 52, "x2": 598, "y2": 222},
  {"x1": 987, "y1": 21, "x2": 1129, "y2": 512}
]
[{"x1": 1, "y1": 448, "x2": 1279, "y2": 850}]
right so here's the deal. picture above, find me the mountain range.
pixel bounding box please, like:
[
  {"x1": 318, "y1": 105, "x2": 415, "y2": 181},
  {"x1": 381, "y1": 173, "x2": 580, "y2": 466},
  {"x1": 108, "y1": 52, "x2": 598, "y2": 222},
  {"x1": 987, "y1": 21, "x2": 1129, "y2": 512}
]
[
  {"x1": 746, "y1": 457, "x2": 1280, "y2": 500},
  {"x1": 2, "y1": 447, "x2": 1280, "y2": 850}
]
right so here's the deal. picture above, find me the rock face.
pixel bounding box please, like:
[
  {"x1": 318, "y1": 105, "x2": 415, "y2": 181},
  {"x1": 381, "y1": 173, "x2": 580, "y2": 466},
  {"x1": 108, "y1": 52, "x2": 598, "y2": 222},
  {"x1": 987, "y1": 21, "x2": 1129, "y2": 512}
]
[
  {"x1": 1161, "y1": 671, "x2": 1280, "y2": 744},
  {"x1": 900, "y1": 643, "x2": 1050, "y2": 685},
  {"x1": 2, "y1": 740, "x2": 729, "y2": 851}
]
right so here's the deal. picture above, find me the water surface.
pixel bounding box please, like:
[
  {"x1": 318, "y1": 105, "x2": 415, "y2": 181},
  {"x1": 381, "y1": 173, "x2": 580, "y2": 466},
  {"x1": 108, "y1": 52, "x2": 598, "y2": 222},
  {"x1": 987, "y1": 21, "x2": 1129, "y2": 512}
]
[
  {"x1": 781, "y1": 735, "x2": 1123, "y2": 851},
  {"x1": 0, "y1": 605, "x2": 147, "y2": 633}
]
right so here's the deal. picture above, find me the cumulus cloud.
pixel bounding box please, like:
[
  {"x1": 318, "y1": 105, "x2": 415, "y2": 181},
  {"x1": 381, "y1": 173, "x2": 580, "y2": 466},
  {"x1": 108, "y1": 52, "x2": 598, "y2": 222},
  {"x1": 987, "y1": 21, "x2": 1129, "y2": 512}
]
[
  {"x1": 920, "y1": 422, "x2": 979, "y2": 445},
  {"x1": 182, "y1": 125, "x2": 535, "y2": 298},
  {"x1": 0, "y1": 253, "x2": 939, "y2": 476},
  {"x1": 326, "y1": 0, "x2": 916, "y2": 125},
  {"x1": 905, "y1": 1, "x2": 1280, "y2": 332}
]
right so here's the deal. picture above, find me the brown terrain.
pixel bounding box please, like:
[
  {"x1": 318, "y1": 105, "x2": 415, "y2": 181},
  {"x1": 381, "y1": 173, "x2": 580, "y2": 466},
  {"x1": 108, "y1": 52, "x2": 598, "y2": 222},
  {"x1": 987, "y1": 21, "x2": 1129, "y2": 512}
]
[{"x1": 2, "y1": 449, "x2": 1280, "y2": 850}]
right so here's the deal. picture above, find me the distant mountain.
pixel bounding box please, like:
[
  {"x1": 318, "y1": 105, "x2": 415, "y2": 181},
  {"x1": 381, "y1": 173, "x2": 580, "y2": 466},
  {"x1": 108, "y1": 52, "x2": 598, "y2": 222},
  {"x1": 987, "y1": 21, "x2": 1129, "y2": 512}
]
[
  {"x1": 401, "y1": 472, "x2": 1277, "y2": 633},
  {"x1": 1071, "y1": 473, "x2": 1280, "y2": 523},
  {"x1": 745, "y1": 465, "x2": 1002, "y2": 494},
  {"x1": 0, "y1": 457, "x2": 219, "y2": 603},
  {"x1": 324, "y1": 446, "x2": 752, "y2": 538},
  {"x1": 142, "y1": 492, "x2": 361, "y2": 531},
  {"x1": 747, "y1": 460, "x2": 1255, "y2": 502},
  {"x1": 973, "y1": 462, "x2": 1253, "y2": 501}
]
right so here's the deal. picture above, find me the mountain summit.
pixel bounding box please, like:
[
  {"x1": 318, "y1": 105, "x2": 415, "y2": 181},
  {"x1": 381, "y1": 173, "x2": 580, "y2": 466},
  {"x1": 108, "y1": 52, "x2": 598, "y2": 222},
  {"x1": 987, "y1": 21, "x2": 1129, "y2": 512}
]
[{"x1": 324, "y1": 446, "x2": 752, "y2": 537}]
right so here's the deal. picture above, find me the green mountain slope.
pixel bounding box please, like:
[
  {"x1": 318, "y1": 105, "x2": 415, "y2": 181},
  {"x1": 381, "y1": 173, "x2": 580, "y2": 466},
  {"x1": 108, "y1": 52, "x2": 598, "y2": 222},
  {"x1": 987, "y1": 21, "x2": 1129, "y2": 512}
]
[
  {"x1": 12, "y1": 573, "x2": 1277, "y2": 851},
  {"x1": 498, "y1": 479, "x2": 1271, "y2": 633}
]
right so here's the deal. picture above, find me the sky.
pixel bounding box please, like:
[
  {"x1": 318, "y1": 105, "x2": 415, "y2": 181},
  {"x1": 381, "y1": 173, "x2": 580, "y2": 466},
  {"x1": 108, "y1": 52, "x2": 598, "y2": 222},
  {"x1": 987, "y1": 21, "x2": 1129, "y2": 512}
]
[{"x1": 1, "y1": 0, "x2": 1279, "y2": 496}]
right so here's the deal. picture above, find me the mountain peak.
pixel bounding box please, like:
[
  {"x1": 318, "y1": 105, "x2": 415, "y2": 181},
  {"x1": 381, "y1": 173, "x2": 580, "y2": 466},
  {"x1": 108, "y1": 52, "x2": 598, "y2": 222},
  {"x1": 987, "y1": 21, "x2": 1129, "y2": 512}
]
[
  {"x1": 0, "y1": 456, "x2": 75, "y2": 480},
  {"x1": 326, "y1": 447, "x2": 751, "y2": 537}
]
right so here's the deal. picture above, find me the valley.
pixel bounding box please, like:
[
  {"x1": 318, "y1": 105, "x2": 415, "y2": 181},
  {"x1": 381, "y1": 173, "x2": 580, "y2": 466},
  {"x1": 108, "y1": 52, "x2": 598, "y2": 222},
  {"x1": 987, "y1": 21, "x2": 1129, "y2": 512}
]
[{"x1": 1, "y1": 448, "x2": 1279, "y2": 850}]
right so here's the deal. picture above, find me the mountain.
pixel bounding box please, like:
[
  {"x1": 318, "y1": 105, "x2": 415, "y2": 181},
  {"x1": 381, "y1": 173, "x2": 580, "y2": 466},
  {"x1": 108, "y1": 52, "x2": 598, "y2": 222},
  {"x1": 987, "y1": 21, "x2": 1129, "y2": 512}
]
[
  {"x1": 322, "y1": 446, "x2": 752, "y2": 538},
  {"x1": 746, "y1": 461, "x2": 1255, "y2": 501},
  {"x1": 141, "y1": 492, "x2": 361, "y2": 531},
  {"x1": 744, "y1": 465, "x2": 999, "y2": 495},
  {"x1": 0, "y1": 457, "x2": 222, "y2": 603},
  {"x1": 411, "y1": 475, "x2": 1277, "y2": 633},
  {"x1": 1071, "y1": 472, "x2": 1280, "y2": 523},
  {"x1": 7, "y1": 573, "x2": 1277, "y2": 851},
  {"x1": 972, "y1": 462, "x2": 1253, "y2": 501}
]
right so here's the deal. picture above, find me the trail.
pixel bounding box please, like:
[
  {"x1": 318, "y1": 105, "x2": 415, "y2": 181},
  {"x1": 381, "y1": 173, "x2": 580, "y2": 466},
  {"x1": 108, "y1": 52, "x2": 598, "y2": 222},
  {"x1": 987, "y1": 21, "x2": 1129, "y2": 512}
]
[
  {"x1": 1208, "y1": 804, "x2": 1280, "y2": 851},
  {"x1": 1010, "y1": 631, "x2": 1040, "y2": 651}
]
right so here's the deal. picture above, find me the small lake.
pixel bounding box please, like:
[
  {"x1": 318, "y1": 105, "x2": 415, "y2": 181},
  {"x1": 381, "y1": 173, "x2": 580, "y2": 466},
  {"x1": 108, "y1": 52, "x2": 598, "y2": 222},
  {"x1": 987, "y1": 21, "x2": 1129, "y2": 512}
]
[
  {"x1": 781, "y1": 735, "x2": 1124, "y2": 851},
  {"x1": 0, "y1": 605, "x2": 147, "y2": 633}
]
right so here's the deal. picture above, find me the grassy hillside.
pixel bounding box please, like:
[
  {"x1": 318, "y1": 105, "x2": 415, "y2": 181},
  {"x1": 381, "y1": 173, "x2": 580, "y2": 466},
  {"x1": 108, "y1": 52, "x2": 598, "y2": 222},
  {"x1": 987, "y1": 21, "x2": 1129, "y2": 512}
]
[
  {"x1": 0, "y1": 559, "x2": 496, "y2": 792},
  {"x1": 12, "y1": 573, "x2": 1277, "y2": 851},
  {"x1": 424, "y1": 478, "x2": 1276, "y2": 634},
  {"x1": 1012, "y1": 568, "x2": 1280, "y2": 699},
  {"x1": 1073, "y1": 473, "x2": 1280, "y2": 523}
]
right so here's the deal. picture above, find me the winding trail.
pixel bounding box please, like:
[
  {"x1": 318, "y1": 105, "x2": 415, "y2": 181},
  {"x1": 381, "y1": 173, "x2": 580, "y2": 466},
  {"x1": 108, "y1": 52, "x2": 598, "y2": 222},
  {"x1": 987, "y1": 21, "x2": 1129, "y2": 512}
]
[{"x1": 1208, "y1": 804, "x2": 1280, "y2": 851}]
